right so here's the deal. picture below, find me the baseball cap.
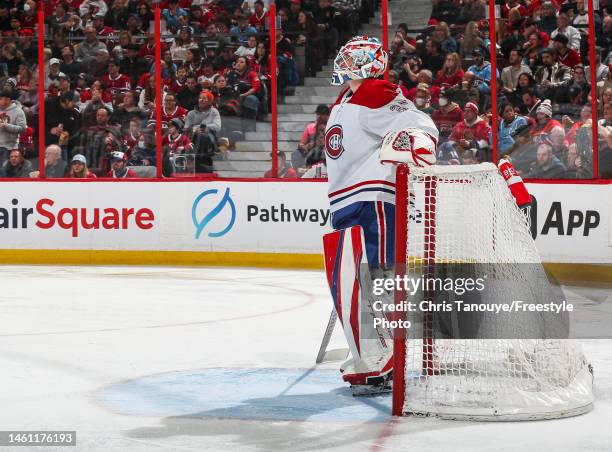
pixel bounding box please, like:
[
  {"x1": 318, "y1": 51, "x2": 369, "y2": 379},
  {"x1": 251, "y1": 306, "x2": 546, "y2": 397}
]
[
  {"x1": 72, "y1": 154, "x2": 87, "y2": 164},
  {"x1": 110, "y1": 151, "x2": 125, "y2": 161},
  {"x1": 49, "y1": 58, "x2": 61, "y2": 66},
  {"x1": 472, "y1": 47, "x2": 484, "y2": 56},
  {"x1": 552, "y1": 33, "x2": 569, "y2": 45},
  {"x1": 316, "y1": 104, "x2": 330, "y2": 114}
]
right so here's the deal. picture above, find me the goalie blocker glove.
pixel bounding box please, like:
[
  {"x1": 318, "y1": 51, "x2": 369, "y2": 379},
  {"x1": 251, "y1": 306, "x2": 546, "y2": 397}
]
[{"x1": 379, "y1": 128, "x2": 437, "y2": 167}]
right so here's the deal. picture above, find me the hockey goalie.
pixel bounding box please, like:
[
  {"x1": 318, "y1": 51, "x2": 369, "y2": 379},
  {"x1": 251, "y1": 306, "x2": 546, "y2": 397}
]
[{"x1": 322, "y1": 36, "x2": 439, "y2": 392}]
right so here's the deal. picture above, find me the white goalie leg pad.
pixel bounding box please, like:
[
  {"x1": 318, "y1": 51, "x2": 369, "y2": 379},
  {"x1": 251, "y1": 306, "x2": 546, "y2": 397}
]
[{"x1": 322, "y1": 226, "x2": 393, "y2": 386}]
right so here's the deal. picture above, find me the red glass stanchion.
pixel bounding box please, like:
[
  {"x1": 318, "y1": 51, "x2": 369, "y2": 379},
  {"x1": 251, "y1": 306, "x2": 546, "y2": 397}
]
[
  {"x1": 155, "y1": 7, "x2": 163, "y2": 179},
  {"x1": 587, "y1": 0, "x2": 599, "y2": 178},
  {"x1": 38, "y1": 9, "x2": 45, "y2": 178},
  {"x1": 270, "y1": 4, "x2": 278, "y2": 178},
  {"x1": 488, "y1": 1, "x2": 498, "y2": 164},
  {"x1": 381, "y1": 0, "x2": 389, "y2": 80}
]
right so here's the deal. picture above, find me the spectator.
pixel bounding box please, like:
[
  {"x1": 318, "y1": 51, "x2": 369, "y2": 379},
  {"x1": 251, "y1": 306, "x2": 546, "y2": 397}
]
[
  {"x1": 163, "y1": 118, "x2": 193, "y2": 156},
  {"x1": 264, "y1": 151, "x2": 298, "y2": 178},
  {"x1": 113, "y1": 90, "x2": 148, "y2": 126},
  {"x1": 295, "y1": 10, "x2": 323, "y2": 77},
  {"x1": 45, "y1": 90, "x2": 79, "y2": 151},
  {"x1": 121, "y1": 44, "x2": 148, "y2": 87},
  {"x1": 74, "y1": 26, "x2": 107, "y2": 66},
  {"x1": 80, "y1": 107, "x2": 122, "y2": 175},
  {"x1": 162, "y1": 0, "x2": 188, "y2": 32},
  {"x1": 498, "y1": 102, "x2": 529, "y2": 153},
  {"x1": 522, "y1": 31, "x2": 546, "y2": 72},
  {"x1": 102, "y1": 60, "x2": 132, "y2": 97},
  {"x1": 460, "y1": 21, "x2": 484, "y2": 58},
  {"x1": 467, "y1": 47, "x2": 496, "y2": 94},
  {"x1": 235, "y1": 34, "x2": 258, "y2": 58},
  {"x1": 434, "y1": 52, "x2": 464, "y2": 88},
  {"x1": 421, "y1": 38, "x2": 445, "y2": 75},
  {"x1": 106, "y1": 151, "x2": 138, "y2": 178},
  {"x1": 66, "y1": 154, "x2": 97, "y2": 178},
  {"x1": 551, "y1": 13, "x2": 581, "y2": 51},
  {"x1": 596, "y1": 16, "x2": 612, "y2": 57},
  {"x1": 414, "y1": 83, "x2": 434, "y2": 114},
  {"x1": 249, "y1": 0, "x2": 268, "y2": 30},
  {"x1": 44, "y1": 144, "x2": 67, "y2": 178},
  {"x1": 0, "y1": 88, "x2": 26, "y2": 165},
  {"x1": 313, "y1": 0, "x2": 339, "y2": 60},
  {"x1": 538, "y1": 1, "x2": 558, "y2": 36},
  {"x1": 253, "y1": 42, "x2": 272, "y2": 81},
  {"x1": 231, "y1": 14, "x2": 258, "y2": 46},
  {"x1": 1, "y1": 149, "x2": 32, "y2": 178},
  {"x1": 432, "y1": 89, "x2": 464, "y2": 141},
  {"x1": 439, "y1": 102, "x2": 491, "y2": 162},
  {"x1": 432, "y1": 22, "x2": 457, "y2": 54},
  {"x1": 227, "y1": 56, "x2": 261, "y2": 119},
  {"x1": 555, "y1": 64, "x2": 590, "y2": 105},
  {"x1": 81, "y1": 86, "x2": 114, "y2": 128},
  {"x1": 549, "y1": 125, "x2": 569, "y2": 163},
  {"x1": 202, "y1": 23, "x2": 229, "y2": 56},
  {"x1": 178, "y1": 75, "x2": 202, "y2": 112},
  {"x1": 564, "y1": 104, "x2": 592, "y2": 145},
  {"x1": 159, "y1": 93, "x2": 187, "y2": 129},
  {"x1": 90, "y1": 48, "x2": 112, "y2": 78},
  {"x1": 526, "y1": 142, "x2": 567, "y2": 178},
  {"x1": 79, "y1": 0, "x2": 109, "y2": 21},
  {"x1": 447, "y1": 71, "x2": 481, "y2": 108},
  {"x1": 213, "y1": 46, "x2": 236, "y2": 72},
  {"x1": 520, "y1": 87, "x2": 543, "y2": 119},
  {"x1": 60, "y1": 45, "x2": 83, "y2": 80},
  {"x1": 501, "y1": 48, "x2": 532, "y2": 94},
  {"x1": 458, "y1": 0, "x2": 485, "y2": 24},
  {"x1": 185, "y1": 91, "x2": 222, "y2": 173},
  {"x1": 293, "y1": 104, "x2": 330, "y2": 171},
  {"x1": 212, "y1": 75, "x2": 241, "y2": 116},
  {"x1": 388, "y1": 70, "x2": 410, "y2": 97},
  {"x1": 586, "y1": 47, "x2": 610, "y2": 86},
  {"x1": 170, "y1": 27, "x2": 199, "y2": 64},
  {"x1": 533, "y1": 48, "x2": 571, "y2": 99},
  {"x1": 552, "y1": 34, "x2": 581, "y2": 69},
  {"x1": 530, "y1": 99, "x2": 562, "y2": 137}
]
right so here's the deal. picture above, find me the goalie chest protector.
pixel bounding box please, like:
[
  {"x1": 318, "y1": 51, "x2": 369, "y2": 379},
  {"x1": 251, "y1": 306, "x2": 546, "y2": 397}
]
[{"x1": 324, "y1": 79, "x2": 439, "y2": 213}]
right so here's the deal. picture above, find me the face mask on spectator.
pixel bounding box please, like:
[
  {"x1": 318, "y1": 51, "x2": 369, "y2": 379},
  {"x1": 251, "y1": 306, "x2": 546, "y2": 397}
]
[
  {"x1": 415, "y1": 97, "x2": 426, "y2": 107},
  {"x1": 439, "y1": 97, "x2": 448, "y2": 107}
]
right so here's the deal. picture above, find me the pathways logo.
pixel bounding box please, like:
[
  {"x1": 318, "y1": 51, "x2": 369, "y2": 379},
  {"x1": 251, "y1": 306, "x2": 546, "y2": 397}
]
[{"x1": 192, "y1": 188, "x2": 236, "y2": 239}]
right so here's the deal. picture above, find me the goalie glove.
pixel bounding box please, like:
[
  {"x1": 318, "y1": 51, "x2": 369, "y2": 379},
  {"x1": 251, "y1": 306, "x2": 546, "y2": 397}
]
[{"x1": 379, "y1": 128, "x2": 437, "y2": 167}]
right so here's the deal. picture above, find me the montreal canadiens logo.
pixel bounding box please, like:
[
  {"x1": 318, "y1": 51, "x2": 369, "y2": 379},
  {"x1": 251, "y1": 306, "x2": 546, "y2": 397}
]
[{"x1": 325, "y1": 125, "x2": 345, "y2": 159}]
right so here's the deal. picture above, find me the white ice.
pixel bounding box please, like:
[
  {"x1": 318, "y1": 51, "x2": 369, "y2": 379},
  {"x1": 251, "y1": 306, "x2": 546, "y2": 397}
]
[{"x1": 0, "y1": 265, "x2": 611, "y2": 452}]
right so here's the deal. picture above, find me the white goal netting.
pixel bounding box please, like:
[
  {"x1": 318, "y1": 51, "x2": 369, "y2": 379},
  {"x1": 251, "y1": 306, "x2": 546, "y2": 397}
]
[{"x1": 396, "y1": 163, "x2": 594, "y2": 420}]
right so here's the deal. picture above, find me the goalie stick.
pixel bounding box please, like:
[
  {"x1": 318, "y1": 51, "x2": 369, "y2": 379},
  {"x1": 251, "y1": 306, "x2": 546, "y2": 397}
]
[{"x1": 315, "y1": 308, "x2": 349, "y2": 364}]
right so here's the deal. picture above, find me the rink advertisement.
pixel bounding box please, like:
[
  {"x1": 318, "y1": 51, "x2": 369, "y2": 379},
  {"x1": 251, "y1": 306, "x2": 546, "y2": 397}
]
[{"x1": 0, "y1": 181, "x2": 609, "y2": 267}]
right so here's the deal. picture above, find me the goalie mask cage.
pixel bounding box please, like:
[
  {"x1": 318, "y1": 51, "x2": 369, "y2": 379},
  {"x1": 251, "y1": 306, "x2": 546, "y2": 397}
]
[{"x1": 391, "y1": 163, "x2": 594, "y2": 420}]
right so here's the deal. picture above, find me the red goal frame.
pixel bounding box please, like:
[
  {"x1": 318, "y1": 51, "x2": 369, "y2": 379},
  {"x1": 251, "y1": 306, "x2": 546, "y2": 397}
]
[{"x1": 392, "y1": 164, "x2": 439, "y2": 416}]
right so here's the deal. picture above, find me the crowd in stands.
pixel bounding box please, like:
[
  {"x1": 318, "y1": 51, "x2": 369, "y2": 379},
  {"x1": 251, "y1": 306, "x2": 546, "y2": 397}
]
[
  {"x1": 1, "y1": 0, "x2": 610, "y2": 179},
  {"x1": 0, "y1": 0, "x2": 372, "y2": 178},
  {"x1": 382, "y1": 0, "x2": 612, "y2": 178}
]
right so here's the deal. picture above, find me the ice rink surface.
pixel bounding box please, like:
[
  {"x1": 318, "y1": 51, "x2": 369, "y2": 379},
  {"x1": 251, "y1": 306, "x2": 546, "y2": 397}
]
[{"x1": 0, "y1": 265, "x2": 611, "y2": 452}]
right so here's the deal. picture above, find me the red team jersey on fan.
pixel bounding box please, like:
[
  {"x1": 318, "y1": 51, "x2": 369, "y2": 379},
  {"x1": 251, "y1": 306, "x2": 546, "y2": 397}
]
[
  {"x1": 324, "y1": 79, "x2": 438, "y2": 213},
  {"x1": 102, "y1": 73, "x2": 132, "y2": 96}
]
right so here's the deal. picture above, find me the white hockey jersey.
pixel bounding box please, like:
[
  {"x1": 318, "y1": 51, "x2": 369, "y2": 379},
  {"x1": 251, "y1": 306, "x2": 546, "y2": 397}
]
[{"x1": 324, "y1": 79, "x2": 439, "y2": 213}]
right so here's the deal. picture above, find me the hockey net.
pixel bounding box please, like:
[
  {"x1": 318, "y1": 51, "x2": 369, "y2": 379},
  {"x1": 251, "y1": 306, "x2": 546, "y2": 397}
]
[{"x1": 392, "y1": 163, "x2": 594, "y2": 420}]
